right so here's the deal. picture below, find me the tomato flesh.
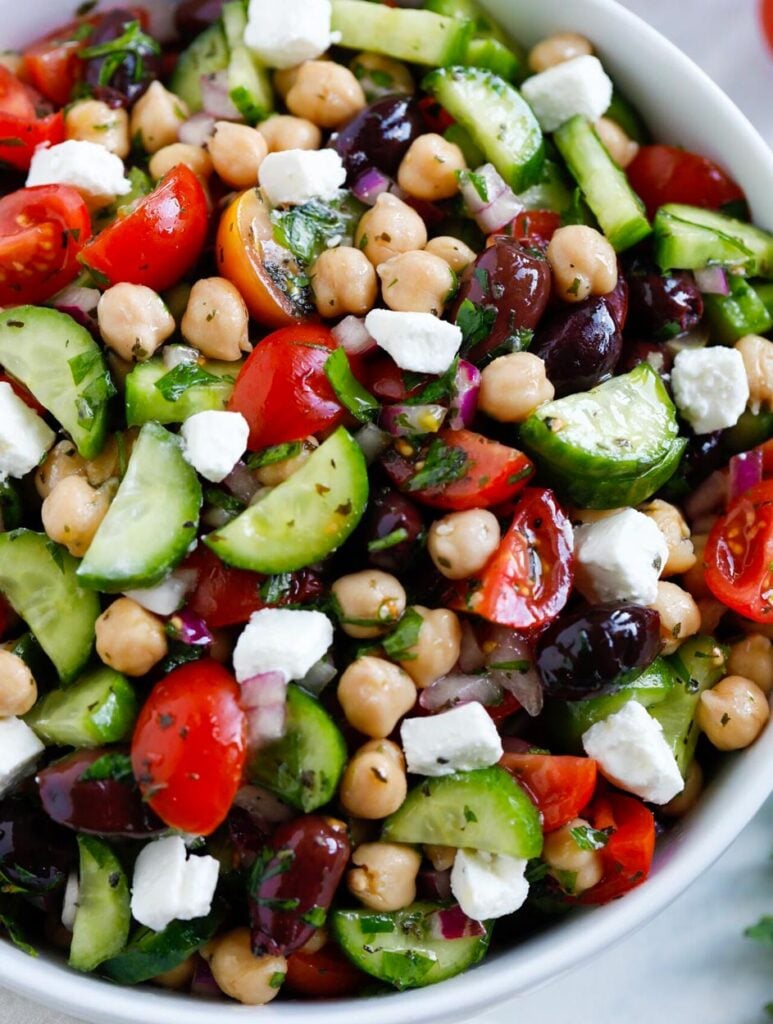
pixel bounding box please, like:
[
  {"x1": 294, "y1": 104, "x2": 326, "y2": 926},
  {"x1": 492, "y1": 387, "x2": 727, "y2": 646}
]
[
  {"x1": 762, "y1": 0, "x2": 773, "y2": 52},
  {"x1": 499, "y1": 753, "x2": 597, "y2": 832},
  {"x1": 506, "y1": 210, "x2": 561, "y2": 251},
  {"x1": 626, "y1": 144, "x2": 745, "y2": 220},
  {"x1": 285, "y1": 943, "x2": 366, "y2": 997},
  {"x1": 578, "y1": 791, "x2": 656, "y2": 904},
  {"x1": 0, "y1": 67, "x2": 65, "y2": 172},
  {"x1": 131, "y1": 660, "x2": 247, "y2": 836}
]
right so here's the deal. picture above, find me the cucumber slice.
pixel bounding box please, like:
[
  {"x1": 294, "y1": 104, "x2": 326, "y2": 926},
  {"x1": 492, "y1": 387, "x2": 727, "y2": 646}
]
[
  {"x1": 517, "y1": 159, "x2": 573, "y2": 213},
  {"x1": 25, "y1": 667, "x2": 137, "y2": 748},
  {"x1": 723, "y1": 407, "x2": 773, "y2": 455},
  {"x1": 125, "y1": 358, "x2": 240, "y2": 426},
  {"x1": 331, "y1": 903, "x2": 491, "y2": 990},
  {"x1": 382, "y1": 766, "x2": 542, "y2": 859},
  {"x1": 331, "y1": 1, "x2": 473, "y2": 66},
  {"x1": 248, "y1": 684, "x2": 346, "y2": 812},
  {"x1": 755, "y1": 281, "x2": 773, "y2": 318},
  {"x1": 423, "y1": 66, "x2": 544, "y2": 192},
  {"x1": 69, "y1": 836, "x2": 131, "y2": 973},
  {"x1": 654, "y1": 208, "x2": 757, "y2": 274},
  {"x1": 0, "y1": 307, "x2": 113, "y2": 459},
  {"x1": 101, "y1": 909, "x2": 221, "y2": 985},
  {"x1": 0, "y1": 480, "x2": 21, "y2": 532},
  {"x1": 426, "y1": 0, "x2": 527, "y2": 81},
  {"x1": 77, "y1": 422, "x2": 202, "y2": 592},
  {"x1": 519, "y1": 363, "x2": 686, "y2": 509},
  {"x1": 0, "y1": 530, "x2": 99, "y2": 683},
  {"x1": 170, "y1": 21, "x2": 230, "y2": 112},
  {"x1": 463, "y1": 37, "x2": 522, "y2": 81},
  {"x1": 703, "y1": 274, "x2": 773, "y2": 344},
  {"x1": 444, "y1": 124, "x2": 484, "y2": 168},
  {"x1": 657, "y1": 204, "x2": 773, "y2": 278},
  {"x1": 206, "y1": 426, "x2": 368, "y2": 573},
  {"x1": 228, "y1": 44, "x2": 274, "y2": 123},
  {"x1": 553, "y1": 116, "x2": 651, "y2": 251},
  {"x1": 92, "y1": 167, "x2": 152, "y2": 234}
]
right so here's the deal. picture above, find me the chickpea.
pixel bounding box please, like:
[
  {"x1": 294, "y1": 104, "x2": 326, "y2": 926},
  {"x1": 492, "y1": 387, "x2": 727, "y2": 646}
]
[
  {"x1": 528, "y1": 32, "x2": 593, "y2": 73},
  {"x1": 735, "y1": 334, "x2": 773, "y2": 412},
  {"x1": 661, "y1": 760, "x2": 703, "y2": 819},
  {"x1": 35, "y1": 441, "x2": 87, "y2": 499},
  {"x1": 95, "y1": 597, "x2": 168, "y2": 677},
  {"x1": 0, "y1": 650, "x2": 37, "y2": 717},
  {"x1": 727, "y1": 634, "x2": 773, "y2": 695},
  {"x1": 298, "y1": 928, "x2": 328, "y2": 956},
  {"x1": 349, "y1": 52, "x2": 414, "y2": 101},
  {"x1": 542, "y1": 817, "x2": 604, "y2": 895},
  {"x1": 639, "y1": 499, "x2": 696, "y2": 576},
  {"x1": 273, "y1": 65, "x2": 301, "y2": 101},
  {"x1": 425, "y1": 236, "x2": 476, "y2": 274},
  {"x1": 130, "y1": 80, "x2": 188, "y2": 154},
  {"x1": 255, "y1": 437, "x2": 318, "y2": 487},
  {"x1": 682, "y1": 533, "x2": 711, "y2": 600},
  {"x1": 311, "y1": 246, "x2": 378, "y2": 318},
  {"x1": 84, "y1": 430, "x2": 138, "y2": 488},
  {"x1": 65, "y1": 99, "x2": 130, "y2": 158},
  {"x1": 595, "y1": 117, "x2": 639, "y2": 169},
  {"x1": 377, "y1": 251, "x2": 455, "y2": 316},
  {"x1": 478, "y1": 351, "x2": 555, "y2": 423},
  {"x1": 347, "y1": 842, "x2": 421, "y2": 911},
  {"x1": 547, "y1": 225, "x2": 618, "y2": 303},
  {"x1": 697, "y1": 675, "x2": 770, "y2": 751},
  {"x1": 397, "y1": 134, "x2": 466, "y2": 202},
  {"x1": 337, "y1": 656, "x2": 417, "y2": 738},
  {"x1": 424, "y1": 845, "x2": 456, "y2": 872},
  {"x1": 153, "y1": 956, "x2": 195, "y2": 990},
  {"x1": 41, "y1": 476, "x2": 114, "y2": 558},
  {"x1": 696, "y1": 598, "x2": 726, "y2": 636},
  {"x1": 398, "y1": 606, "x2": 462, "y2": 689},
  {"x1": 208, "y1": 122, "x2": 268, "y2": 189},
  {"x1": 257, "y1": 114, "x2": 321, "y2": 154},
  {"x1": 648, "y1": 581, "x2": 701, "y2": 656},
  {"x1": 209, "y1": 928, "x2": 286, "y2": 1006},
  {"x1": 355, "y1": 193, "x2": 428, "y2": 268},
  {"x1": 98, "y1": 283, "x2": 175, "y2": 362},
  {"x1": 332, "y1": 570, "x2": 406, "y2": 639},
  {"x1": 286, "y1": 61, "x2": 366, "y2": 129},
  {"x1": 149, "y1": 142, "x2": 213, "y2": 182},
  {"x1": 339, "y1": 739, "x2": 407, "y2": 819},
  {"x1": 181, "y1": 277, "x2": 250, "y2": 361},
  {"x1": 428, "y1": 510, "x2": 501, "y2": 580}
]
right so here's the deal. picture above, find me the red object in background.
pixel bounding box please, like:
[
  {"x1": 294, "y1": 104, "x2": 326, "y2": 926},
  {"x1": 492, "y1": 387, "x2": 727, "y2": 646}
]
[
  {"x1": 762, "y1": 0, "x2": 773, "y2": 51},
  {"x1": 500, "y1": 753, "x2": 598, "y2": 833},
  {"x1": 626, "y1": 144, "x2": 745, "y2": 219}
]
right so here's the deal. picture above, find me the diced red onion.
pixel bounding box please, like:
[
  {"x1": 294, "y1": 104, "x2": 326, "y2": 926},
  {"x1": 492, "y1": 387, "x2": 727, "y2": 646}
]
[
  {"x1": 179, "y1": 112, "x2": 217, "y2": 148},
  {"x1": 299, "y1": 655, "x2": 337, "y2": 696},
  {"x1": 459, "y1": 164, "x2": 523, "y2": 234},
  {"x1": 458, "y1": 620, "x2": 486, "y2": 674},
  {"x1": 332, "y1": 316, "x2": 377, "y2": 356},
  {"x1": 51, "y1": 285, "x2": 101, "y2": 331},
  {"x1": 428, "y1": 906, "x2": 487, "y2": 940},
  {"x1": 728, "y1": 449, "x2": 763, "y2": 502},
  {"x1": 233, "y1": 784, "x2": 295, "y2": 824},
  {"x1": 162, "y1": 344, "x2": 199, "y2": 370},
  {"x1": 694, "y1": 266, "x2": 730, "y2": 296},
  {"x1": 223, "y1": 461, "x2": 260, "y2": 504},
  {"x1": 167, "y1": 607, "x2": 213, "y2": 648},
  {"x1": 355, "y1": 422, "x2": 392, "y2": 464},
  {"x1": 200, "y1": 71, "x2": 243, "y2": 121},
  {"x1": 380, "y1": 402, "x2": 447, "y2": 437},
  {"x1": 240, "y1": 672, "x2": 288, "y2": 750},
  {"x1": 419, "y1": 673, "x2": 503, "y2": 713},
  {"x1": 418, "y1": 867, "x2": 452, "y2": 903},
  {"x1": 484, "y1": 627, "x2": 543, "y2": 717},
  {"x1": 684, "y1": 468, "x2": 728, "y2": 523},
  {"x1": 352, "y1": 167, "x2": 392, "y2": 206},
  {"x1": 190, "y1": 955, "x2": 221, "y2": 999},
  {"x1": 448, "y1": 359, "x2": 480, "y2": 430}
]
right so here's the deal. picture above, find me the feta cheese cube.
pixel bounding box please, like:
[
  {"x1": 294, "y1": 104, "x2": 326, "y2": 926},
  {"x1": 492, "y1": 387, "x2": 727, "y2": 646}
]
[
  {"x1": 0, "y1": 382, "x2": 55, "y2": 482},
  {"x1": 521, "y1": 55, "x2": 613, "y2": 133},
  {"x1": 61, "y1": 872, "x2": 80, "y2": 932},
  {"x1": 180, "y1": 410, "x2": 249, "y2": 483},
  {"x1": 131, "y1": 835, "x2": 220, "y2": 933},
  {"x1": 259, "y1": 149, "x2": 346, "y2": 207},
  {"x1": 124, "y1": 569, "x2": 195, "y2": 616},
  {"x1": 671, "y1": 347, "x2": 750, "y2": 434},
  {"x1": 27, "y1": 140, "x2": 131, "y2": 199},
  {"x1": 573, "y1": 508, "x2": 668, "y2": 606},
  {"x1": 233, "y1": 608, "x2": 334, "y2": 683},
  {"x1": 245, "y1": 0, "x2": 332, "y2": 69},
  {"x1": 582, "y1": 699, "x2": 684, "y2": 805},
  {"x1": 365, "y1": 310, "x2": 463, "y2": 374},
  {"x1": 450, "y1": 849, "x2": 529, "y2": 921},
  {"x1": 0, "y1": 717, "x2": 45, "y2": 797},
  {"x1": 400, "y1": 702, "x2": 503, "y2": 777}
]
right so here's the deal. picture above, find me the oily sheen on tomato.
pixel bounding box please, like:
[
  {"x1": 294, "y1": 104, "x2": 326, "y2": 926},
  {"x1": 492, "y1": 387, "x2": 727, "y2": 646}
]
[
  {"x1": 131, "y1": 660, "x2": 246, "y2": 836},
  {"x1": 228, "y1": 324, "x2": 346, "y2": 450},
  {"x1": 499, "y1": 753, "x2": 597, "y2": 832},
  {"x1": 627, "y1": 145, "x2": 745, "y2": 219},
  {"x1": 577, "y1": 791, "x2": 655, "y2": 905},
  {"x1": 0, "y1": 67, "x2": 63, "y2": 171}
]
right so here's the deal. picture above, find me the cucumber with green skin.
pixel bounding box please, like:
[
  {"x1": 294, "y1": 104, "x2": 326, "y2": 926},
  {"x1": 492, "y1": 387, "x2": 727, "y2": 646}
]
[
  {"x1": 221, "y1": 1, "x2": 274, "y2": 122},
  {"x1": 755, "y1": 281, "x2": 773, "y2": 317},
  {"x1": 655, "y1": 204, "x2": 773, "y2": 276},
  {"x1": 25, "y1": 667, "x2": 137, "y2": 748},
  {"x1": 0, "y1": 531, "x2": 100, "y2": 683},
  {"x1": 0, "y1": 307, "x2": 113, "y2": 459},
  {"x1": 331, "y1": 903, "x2": 491, "y2": 990},
  {"x1": 0, "y1": 480, "x2": 21, "y2": 532},
  {"x1": 331, "y1": 1, "x2": 474, "y2": 66},
  {"x1": 170, "y1": 21, "x2": 229, "y2": 111},
  {"x1": 101, "y1": 910, "x2": 222, "y2": 985},
  {"x1": 703, "y1": 274, "x2": 773, "y2": 344},
  {"x1": 722, "y1": 408, "x2": 773, "y2": 455},
  {"x1": 69, "y1": 836, "x2": 131, "y2": 973},
  {"x1": 517, "y1": 159, "x2": 573, "y2": 214},
  {"x1": 125, "y1": 358, "x2": 240, "y2": 426}
]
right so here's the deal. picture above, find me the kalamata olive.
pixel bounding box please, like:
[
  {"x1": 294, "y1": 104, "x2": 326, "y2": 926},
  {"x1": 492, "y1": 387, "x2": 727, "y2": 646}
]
[
  {"x1": 175, "y1": 0, "x2": 226, "y2": 42},
  {"x1": 448, "y1": 238, "x2": 552, "y2": 365},
  {"x1": 250, "y1": 816, "x2": 350, "y2": 956},
  {"x1": 38, "y1": 748, "x2": 163, "y2": 838},
  {"x1": 603, "y1": 273, "x2": 629, "y2": 331},
  {"x1": 83, "y1": 10, "x2": 162, "y2": 107},
  {"x1": 367, "y1": 487, "x2": 426, "y2": 573},
  {"x1": 330, "y1": 95, "x2": 424, "y2": 183},
  {"x1": 619, "y1": 340, "x2": 674, "y2": 379},
  {"x1": 537, "y1": 603, "x2": 662, "y2": 699},
  {"x1": 625, "y1": 263, "x2": 703, "y2": 340},
  {"x1": 0, "y1": 797, "x2": 75, "y2": 895},
  {"x1": 531, "y1": 297, "x2": 623, "y2": 396}
]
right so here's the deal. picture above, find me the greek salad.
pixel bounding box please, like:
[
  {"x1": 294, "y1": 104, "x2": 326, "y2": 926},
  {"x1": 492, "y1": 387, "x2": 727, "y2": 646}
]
[{"x1": 0, "y1": 0, "x2": 771, "y2": 1005}]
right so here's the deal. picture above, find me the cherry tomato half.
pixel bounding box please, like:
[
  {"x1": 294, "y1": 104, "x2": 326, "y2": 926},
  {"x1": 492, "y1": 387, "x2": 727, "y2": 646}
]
[
  {"x1": 0, "y1": 185, "x2": 91, "y2": 306},
  {"x1": 131, "y1": 660, "x2": 246, "y2": 836},
  {"x1": 499, "y1": 753, "x2": 597, "y2": 833},
  {"x1": 626, "y1": 144, "x2": 745, "y2": 220},
  {"x1": 505, "y1": 210, "x2": 561, "y2": 252},
  {"x1": 285, "y1": 943, "x2": 366, "y2": 998},
  {"x1": 0, "y1": 67, "x2": 64, "y2": 172},
  {"x1": 577, "y1": 791, "x2": 655, "y2": 905}
]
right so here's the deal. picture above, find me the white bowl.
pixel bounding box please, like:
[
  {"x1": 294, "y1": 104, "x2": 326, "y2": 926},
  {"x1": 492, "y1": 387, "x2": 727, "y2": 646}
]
[{"x1": 2, "y1": 2, "x2": 772, "y2": 1022}]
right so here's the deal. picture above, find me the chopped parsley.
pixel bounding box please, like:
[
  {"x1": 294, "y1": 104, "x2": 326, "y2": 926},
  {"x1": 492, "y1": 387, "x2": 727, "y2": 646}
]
[
  {"x1": 456, "y1": 298, "x2": 496, "y2": 353},
  {"x1": 382, "y1": 607, "x2": 424, "y2": 661},
  {"x1": 457, "y1": 169, "x2": 489, "y2": 203},
  {"x1": 271, "y1": 193, "x2": 365, "y2": 267},
  {"x1": 402, "y1": 357, "x2": 458, "y2": 407},
  {"x1": 246, "y1": 441, "x2": 303, "y2": 470},
  {"x1": 405, "y1": 437, "x2": 469, "y2": 492},
  {"x1": 154, "y1": 363, "x2": 220, "y2": 402},
  {"x1": 745, "y1": 916, "x2": 773, "y2": 946},
  {"x1": 324, "y1": 348, "x2": 380, "y2": 422},
  {"x1": 79, "y1": 752, "x2": 134, "y2": 783},
  {"x1": 368, "y1": 528, "x2": 408, "y2": 553},
  {"x1": 80, "y1": 19, "x2": 160, "y2": 89},
  {"x1": 569, "y1": 825, "x2": 612, "y2": 852}
]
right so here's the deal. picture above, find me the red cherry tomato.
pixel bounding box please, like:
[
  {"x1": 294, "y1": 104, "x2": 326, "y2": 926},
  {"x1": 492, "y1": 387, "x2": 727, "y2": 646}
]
[
  {"x1": 506, "y1": 210, "x2": 561, "y2": 251},
  {"x1": 0, "y1": 374, "x2": 46, "y2": 415},
  {"x1": 578, "y1": 791, "x2": 656, "y2": 904},
  {"x1": 0, "y1": 185, "x2": 91, "y2": 306},
  {"x1": 626, "y1": 144, "x2": 745, "y2": 220},
  {"x1": 499, "y1": 753, "x2": 597, "y2": 832},
  {"x1": 228, "y1": 324, "x2": 346, "y2": 450},
  {"x1": 418, "y1": 95, "x2": 455, "y2": 133},
  {"x1": 365, "y1": 355, "x2": 430, "y2": 403},
  {"x1": 704, "y1": 479, "x2": 773, "y2": 624},
  {"x1": 80, "y1": 164, "x2": 209, "y2": 291},
  {"x1": 285, "y1": 943, "x2": 366, "y2": 998},
  {"x1": 450, "y1": 487, "x2": 573, "y2": 629},
  {"x1": 0, "y1": 67, "x2": 64, "y2": 172},
  {"x1": 131, "y1": 660, "x2": 247, "y2": 836},
  {"x1": 762, "y1": 0, "x2": 773, "y2": 52}
]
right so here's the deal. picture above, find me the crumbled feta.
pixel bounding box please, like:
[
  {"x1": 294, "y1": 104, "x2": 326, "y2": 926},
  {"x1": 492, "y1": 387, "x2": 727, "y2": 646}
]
[
  {"x1": 671, "y1": 347, "x2": 750, "y2": 434},
  {"x1": 521, "y1": 55, "x2": 614, "y2": 133},
  {"x1": 259, "y1": 149, "x2": 346, "y2": 207},
  {"x1": 573, "y1": 508, "x2": 668, "y2": 606},
  {"x1": 365, "y1": 309, "x2": 463, "y2": 374},
  {"x1": 582, "y1": 700, "x2": 684, "y2": 805},
  {"x1": 130, "y1": 836, "x2": 220, "y2": 933},
  {"x1": 61, "y1": 872, "x2": 80, "y2": 932},
  {"x1": 400, "y1": 702, "x2": 503, "y2": 777},
  {"x1": 0, "y1": 382, "x2": 55, "y2": 482},
  {"x1": 180, "y1": 410, "x2": 249, "y2": 483},
  {"x1": 124, "y1": 570, "x2": 195, "y2": 616},
  {"x1": 244, "y1": 0, "x2": 332, "y2": 69},
  {"x1": 233, "y1": 608, "x2": 334, "y2": 683},
  {"x1": 450, "y1": 849, "x2": 529, "y2": 921},
  {"x1": 0, "y1": 717, "x2": 45, "y2": 798},
  {"x1": 27, "y1": 140, "x2": 131, "y2": 198}
]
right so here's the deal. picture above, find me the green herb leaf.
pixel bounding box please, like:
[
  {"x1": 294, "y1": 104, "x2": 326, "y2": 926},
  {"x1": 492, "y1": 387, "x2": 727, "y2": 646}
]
[
  {"x1": 380, "y1": 949, "x2": 436, "y2": 990},
  {"x1": 402, "y1": 357, "x2": 458, "y2": 407},
  {"x1": 457, "y1": 169, "x2": 489, "y2": 204},
  {"x1": 246, "y1": 441, "x2": 302, "y2": 470},
  {"x1": 569, "y1": 825, "x2": 611, "y2": 852},
  {"x1": 204, "y1": 487, "x2": 245, "y2": 517},
  {"x1": 745, "y1": 916, "x2": 773, "y2": 946},
  {"x1": 358, "y1": 913, "x2": 396, "y2": 934},
  {"x1": 456, "y1": 298, "x2": 496, "y2": 353},
  {"x1": 154, "y1": 363, "x2": 221, "y2": 402},
  {"x1": 269, "y1": 971, "x2": 286, "y2": 989},
  {"x1": 405, "y1": 437, "x2": 469, "y2": 492},
  {"x1": 79, "y1": 752, "x2": 134, "y2": 784},
  {"x1": 0, "y1": 904, "x2": 37, "y2": 957},
  {"x1": 80, "y1": 19, "x2": 160, "y2": 90},
  {"x1": 368, "y1": 528, "x2": 408, "y2": 553},
  {"x1": 300, "y1": 905, "x2": 326, "y2": 928},
  {"x1": 259, "y1": 573, "x2": 294, "y2": 604},
  {"x1": 382, "y1": 607, "x2": 424, "y2": 661},
  {"x1": 272, "y1": 193, "x2": 365, "y2": 267},
  {"x1": 324, "y1": 348, "x2": 380, "y2": 423}
]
